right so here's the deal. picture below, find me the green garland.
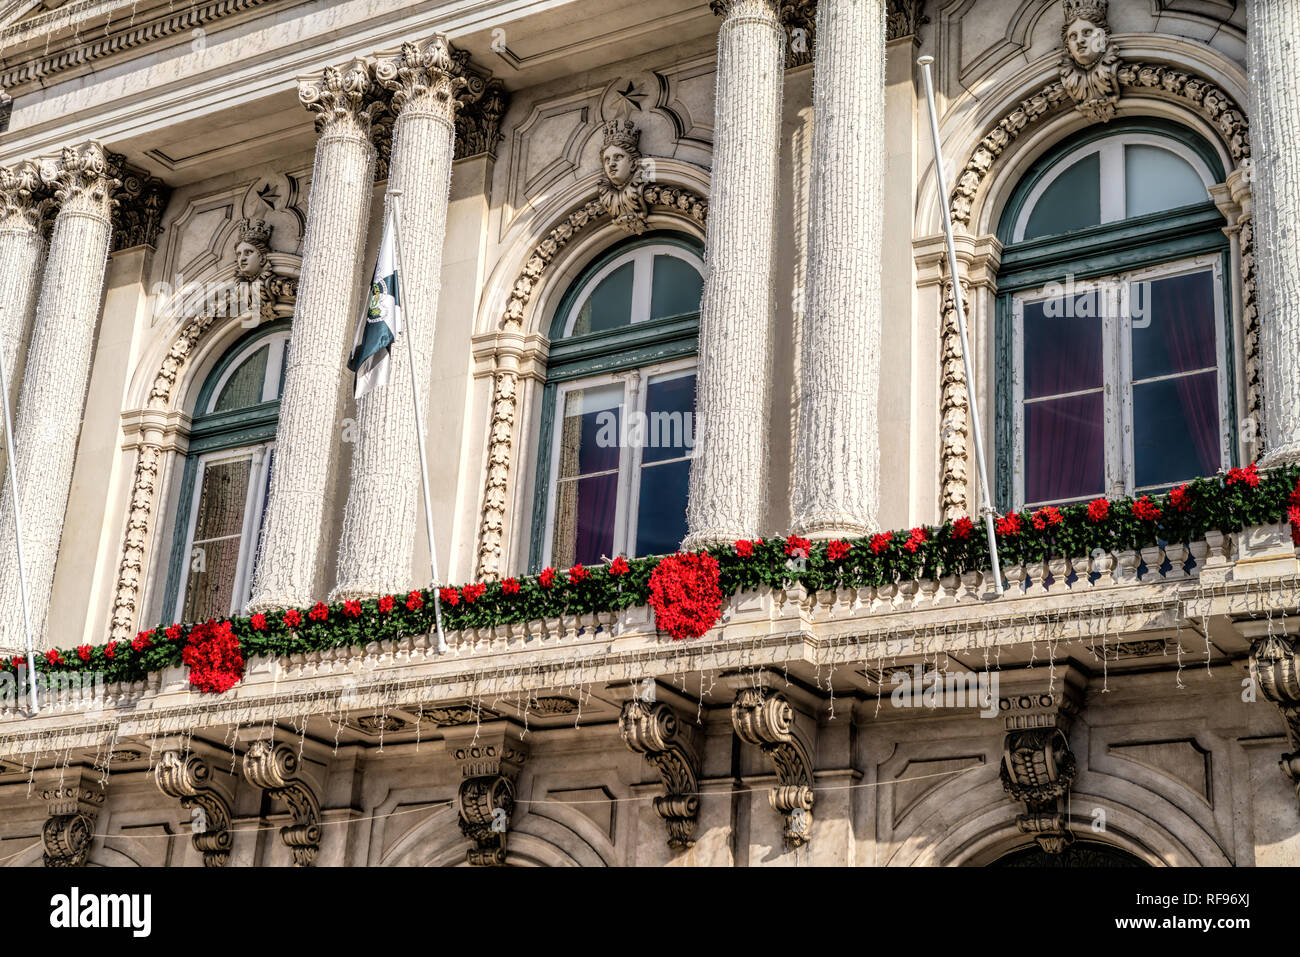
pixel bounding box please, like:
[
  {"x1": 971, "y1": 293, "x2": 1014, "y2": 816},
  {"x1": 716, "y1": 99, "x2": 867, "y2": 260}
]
[{"x1": 9, "y1": 464, "x2": 1300, "y2": 689}]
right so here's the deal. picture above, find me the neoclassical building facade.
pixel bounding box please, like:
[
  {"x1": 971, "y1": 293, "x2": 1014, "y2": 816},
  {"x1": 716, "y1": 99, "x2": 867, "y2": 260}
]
[{"x1": 0, "y1": 0, "x2": 1299, "y2": 867}]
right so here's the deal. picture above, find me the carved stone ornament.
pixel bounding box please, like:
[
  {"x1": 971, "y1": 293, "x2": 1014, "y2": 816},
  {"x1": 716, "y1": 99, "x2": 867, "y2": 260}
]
[
  {"x1": 886, "y1": 0, "x2": 928, "y2": 43},
  {"x1": 298, "y1": 58, "x2": 382, "y2": 135},
  {"x1": 450, "y1": 732, "x2": 528, "y2": 866},
  {"x1": 731, "y1": 687, "x2": 815, "y2": 848},
  {"x1": 598, "y1": 114, "x2": 650, "y2": 234},
  {"x1": 997, "y1": 687, "x2": 1081, "y2": 854},
  {"x1": 241, "y1": 740, "x2": 321, "y2": 867},
  {"x1": 778, "y1": 0, "x2": 816, "y2": 70},
  {"x1": 41, "y1": 781, "x2": 106, "y2": 867},
  {"x1": 0, "y1": 160, "x2": 52, "y2": 232},
  {"x1": 619, "y1": 700, "x2": 702, "y2": 849},
  {"x1": 154, "y1": 751, "x2": 234, "y2": 867},
  {"x1": 1249, "y1": 634, "x2": 1300, "y2": 806},
  {"x1": 107, "y1": 151, "x2": 171, "y2": 252},
  {"x1": 1059, "y1": 0, "x2": 1119, "y2": 122},
  {"x1": 40, "y1": 141, "x2": 119, "y2": 218}
]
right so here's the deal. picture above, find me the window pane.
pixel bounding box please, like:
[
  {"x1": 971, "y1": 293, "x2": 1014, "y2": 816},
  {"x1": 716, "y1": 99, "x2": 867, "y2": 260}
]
[
  {"x1": 1130, "y1": 270, "x2": 1216, "y2": 380},
  {"x1": 1024, "y1": 393, "x2": 1105, "y2": 503},
  {"x1": 649, "y1": 255, "x2": 703, "y2": 320},
  {"x1": 1023, "y1": 298, "x2": 1103, "y2": 399},
  {"x1": 1133, "y1": 370, "x2": 1220, "y2": 487},
  {"x1": 191, "y1": 458, "x2": 251, "y2": 542},
  {"x1": 1125, "y1": 145, "x2": 1207, "y2": 218},
  {"x1": 182, "y1": 457, "x2": 251, "y2": 621},
  {"x1": 556, "y1": 383, "x2": 623, "y2": 478},
  {"x1": 635, "y1": 458, "x2": 690, "y2": 557},
  {"x1": 570, "y1": 261, "x2": 634, "y2": 336},
  {"x1": 181, "y1": 537, "x2": 242, "y2": 623},
  {"x1": 1023, "y1": 152, "x2": 1100, "y2": 241},
  {"x1": 552, "y1": 473, "x2": 618, "y2": 568},
  {"x1": 642, "y1": 372, "x2": 696, "y2": 464},
  {"x1": 212, "y1": 346, "x2": 269, "y2": 413}
]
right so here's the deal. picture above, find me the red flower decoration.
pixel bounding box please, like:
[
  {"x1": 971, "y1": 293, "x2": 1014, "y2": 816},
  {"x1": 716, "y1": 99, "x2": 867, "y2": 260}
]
[
  {"x1": 539, "y1": 567, "x2": 557, "y2": 588},
  {"x1": 166, "y1": 624, "x2": 184, "y2": 642},
  {"x1": 308, "y1": 601, "x2": 328, "y2": 621},
  {"x1": 1086, "y1": 498, "x2": 1110, "y2": 523},
  {"x1": 283, "y1": 608, "x2": 302, "y2": 627},
  {"x1": 1289, "y1": 477, "x2": 1300, "y2": 506},
  {"x1": 734, "y1": 540, "x2": 755, "y2": 558},
  {"x1": 378, "y1": 595, "x2": 395, "y2": 614},
  {"x1": 440, "y1": 587, "x2": 460, "y2": 607},
  {"x1": 1132, "y1": 496, "x2": 1161, "y2": 521},
  {"x1": 463, "y1": 582, "x2": 487, "y2": 603},
  {"x1": 76, "y1": 645, "x2": 91, "y2": 662},
  {"x1": 343, "y1": 600, "x2": 362, "y2": 618},
  {"x1": 870, "y1": 532, "x2": 893, "y2": 555},
  {"x1": 1226, "y1": 463, "x2": 1260, "y2": 488},
  {"x1": 501, "y1": 578, "x2": 520, "y2": 595},
  {"x1": 1031, "y1": 506, "x2": 1064, "y2": 530},
  {"x1": 250, "y1": 612, "x2": 267, "y2": 631},
  {"x1": 647, "y1": 552, "x2": 723, "y2": 641},
  {"x1": 132, "y1": 629, "x2": 154, "y2": 652},
  {"x1": 105, "y1": 642, "x2": 117, "y2": 660},
  {"x1": 784, "y1": 534, "x2": 811, "y2": 558},
  {"x1": 995, "y1": 512, "x2": 1022, "y2": 536},
  {"x1": 182, "y1": 619, "x2": 245, "y2": 695},
  {"x1": 1169, "y1": 484, "x2": 1191, "y2": 511},
  {"x1": 903, "y1": 527, "x2": 927, "y2": 553},
  {"x1": 45, "y1": 649, "x2": 62, "y2": 666},
  {"x1": 405, "y1": 589, "x2": 424, "y2": 611},
  {"x1": 569, "y1": 564, "x2": 589, "y2": 582},
  {"x1": 609, "y1": 556, "x2": 630, "y2": 576},
  {"x1": 952, "y1": 517, "x2": 974, "y2": 539},
  {"x1": 826, "y1": 539, "x2": 851, "y2": 561}
]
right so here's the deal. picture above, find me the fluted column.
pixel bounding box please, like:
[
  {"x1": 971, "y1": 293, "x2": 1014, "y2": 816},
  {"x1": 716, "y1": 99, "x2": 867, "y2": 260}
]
[
  {"x1": 684, "y1": 0, "x2": 785, "y2": 547},
  {"x1": 247, "y1": 60, "x2": 379, "y2": 612},
  {"x1": 0, "y1": 162, "x2": 47, "y2": 400},
  {"x1": 1250, "y1": 0, "x2": 1300, "y2": 466},
  {"x1": 0, "y1": 144, "x2": 115, "y2": 645},
  {"x1": 792, "y1": 0, "x2": 885, "y2": 537},
  {"x1": 332, "y1": 38, "x2": 460, "y2": 600}
]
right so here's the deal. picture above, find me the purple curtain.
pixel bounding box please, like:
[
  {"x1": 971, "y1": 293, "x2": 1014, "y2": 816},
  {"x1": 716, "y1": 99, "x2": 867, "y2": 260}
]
[
  {"x1": 1157, "y1": 274, "x2": 1219, "y2": 473},
  {"x1": 575, "y1": 473, "x2": 618, "y2": 565}
]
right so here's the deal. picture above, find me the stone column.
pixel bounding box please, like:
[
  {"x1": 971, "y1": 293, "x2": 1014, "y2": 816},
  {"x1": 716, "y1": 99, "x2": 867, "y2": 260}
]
[
  {"x1": 0, "y1": 161, "x2": 47, "y2": 402},
  {"x1": 792, "y1": 0, "x2": 886, "y2": 537},
  {"x1": 685, "y1": 0, "x2": 785, "y2": 547},
  {"x1": 332, "y1": 38, "x2": 460, "y2": 600},
  {"x1": 0, "y1": 144, "x2": 115, "y2": 645},
  {"x1": 1250, "y1": 0, "x2": 1300, "y2": 465},
  {"x1": 247, "y1": 60, "x2": 379, "y2": 612}
]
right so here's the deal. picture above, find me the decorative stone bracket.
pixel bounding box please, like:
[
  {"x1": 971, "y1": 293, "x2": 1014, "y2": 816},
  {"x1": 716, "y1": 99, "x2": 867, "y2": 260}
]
[
  {"x1": 619, "y1": 696, "x2": 702, "y2": 849},
  {"x1": 1249, "y1": 633, "x2": 1300, "y2": 806},
  {"x1": 41, "y1": 773, "x2": 106, "y2": 867},
  {"x1": 997, "y1": 670, "x2": 1084, "y2": 854},
  {"x1": 241, "y1": 739, "x2": 322, "y2": 867},
  {"x1": 730, "y1": 685, "x2": 815, "y2": 848},
  {"x1": 154, "y1": 748, "x2": 235, "y2": 867},
  {"x1": 447, "y1": 723, "x2": 528, "y2": 866}
]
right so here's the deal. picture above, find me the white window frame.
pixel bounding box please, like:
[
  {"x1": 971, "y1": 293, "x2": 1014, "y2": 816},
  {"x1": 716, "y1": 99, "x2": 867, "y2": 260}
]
[
  {"x1": 561, "y1": 245, "x2": 703, "y2": 338},
  {"x1": 1013, "y1": 133, "x2": 1217, "y2": 244},
  {"x1": 542, "y1": 355, "x2": 697, "y2": 566},
  {"x1": 205, "y1": 332, "x2": 289, "y2": 414},
  {"x1": 1011, "y1": 252, "x2": 1228, "y2": 509}
]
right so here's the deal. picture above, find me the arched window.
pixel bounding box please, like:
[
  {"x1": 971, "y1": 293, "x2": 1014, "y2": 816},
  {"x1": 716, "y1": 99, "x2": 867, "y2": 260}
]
[
  {"x1": 163, "y1": 323, "x2": 287, "y2": 622},
  {"x1": 530, "y1": 234, "x2": 703, "y2": 570},
  {"x1": 995, "y1": 120, "x2": 1233, "y2": 509}
]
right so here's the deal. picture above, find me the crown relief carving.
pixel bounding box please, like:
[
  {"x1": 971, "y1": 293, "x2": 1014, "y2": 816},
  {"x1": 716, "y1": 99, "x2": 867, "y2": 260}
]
[
  {"x1": 1059, "y1": 0, "x2": 1119, "y2": 122},
  {"x1": 598, "y1": 113, "x2": 651, "y2": 235}
]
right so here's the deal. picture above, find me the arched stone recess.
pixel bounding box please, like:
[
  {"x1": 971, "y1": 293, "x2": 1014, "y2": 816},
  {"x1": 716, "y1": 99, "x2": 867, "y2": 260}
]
[
  {"x1": 107, "y1": 210, "x2": 301, "y2": 639},
  {"x1": 914, "y1": 25, "x2": 1254, "y2": 519},
  {"x1": 471, "y1": 156, "x2": 709, "y2": 580}
]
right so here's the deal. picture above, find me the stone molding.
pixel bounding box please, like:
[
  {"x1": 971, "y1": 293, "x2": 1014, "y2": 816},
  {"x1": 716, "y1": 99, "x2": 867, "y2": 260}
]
[
  {"x1": 619, "y1": 697, "x2": 702, "y2": 849},
  {"x1": 154, "y1": 749, "x2": 234, "y2": 866},
  {"x1": 447, "y1": 723, "x2": 528, "y2": 866},
  {"x1": 1249, "y1": 633, "x2": 1300, "y2": 806},
  {"x1": 731, "y1": 686, "x2": 815, "y2": 848},
  {"x1": 241, "y1": 738, "x2": 321, "y2": 866},
  {"x1": 41, "y1": 774, "x2": 105, "y2": 867}
]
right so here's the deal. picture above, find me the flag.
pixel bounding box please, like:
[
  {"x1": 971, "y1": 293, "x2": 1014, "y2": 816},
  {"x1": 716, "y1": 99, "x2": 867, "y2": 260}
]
[{"x1": 348, "y1": 211, "x2": 402, "y2": 399}]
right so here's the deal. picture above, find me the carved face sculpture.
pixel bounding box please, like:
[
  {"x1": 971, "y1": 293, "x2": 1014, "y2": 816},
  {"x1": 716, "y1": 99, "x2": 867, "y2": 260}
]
[
  {"x1": 234, "y1": 240, "x2": 267, "y2": 279},
  {"x1": 1065, "y1": 18, "x2": 1107, "y2": 68},
  {"x1": 602, "y1": 145, "x2": 634, "y2": 188}
]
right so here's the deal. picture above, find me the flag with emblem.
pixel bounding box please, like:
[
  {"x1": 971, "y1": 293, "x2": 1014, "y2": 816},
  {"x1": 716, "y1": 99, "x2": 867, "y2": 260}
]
[{"x1": 348, "y1": 210, "x2": 402, "y2": 399}]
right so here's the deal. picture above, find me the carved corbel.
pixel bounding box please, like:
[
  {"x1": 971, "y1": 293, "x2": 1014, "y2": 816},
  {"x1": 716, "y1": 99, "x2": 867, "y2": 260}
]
[
  {"x1": 106, "y1": 151, "x2": 170, "y2": 252},
  {"x1": 1249, "y1": 634, "x2": 1300, "y2": 805},
  {"x1": 731, "y1": 687, "x2": 815, "y2": 848},
  {"x1": 41, "y1": 776, "x2": 106, "y2": 867},
  {"x1": 154, "y1": 750, "x2": 234, "y2": 867},
  {"x1": 241, "y1": 740, "x2": 321, "y2": 867},
  {"x1": 447, "y1": 724, "x2": 528, "y2": 866},
  {"x1": 998, "y1": 673, "x2": 1084, "y2": 853},
  {"x1": 619, "y1": 698, "x2": 701, "y2": 849}
]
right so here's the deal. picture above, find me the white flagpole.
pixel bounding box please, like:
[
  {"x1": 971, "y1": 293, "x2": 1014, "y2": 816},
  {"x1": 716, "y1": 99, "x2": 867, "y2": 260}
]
[
  {"x1": 917, "y1": 55, "x2": 1005, "y2": 596},
  {"x1": 386, "y1": 192, "x2": 448, "y2": 652},
  {"x1": 0, "y1": 307, "x2": 39, "y2": 711}
]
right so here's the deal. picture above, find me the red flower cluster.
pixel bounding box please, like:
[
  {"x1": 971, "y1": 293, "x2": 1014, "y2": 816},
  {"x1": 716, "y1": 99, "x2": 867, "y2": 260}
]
[
  {"x1": 76, "y1": 645, "x2": 91, "y2": 662},
  {"x1": 308, "y1": 601, "x2": 329, "y2": 621},
  {"x1": 166, "y1": 624, "x2": 184, "y2": 642},
  {"x1": 1226, "y1": 463, "x2": 1260, "y2": 488},
  {"x1": 827, "y1": 539, "x2": 851, "y2": 561},
  {"x1": 1087, "y1": 498, "x2": 1110, "y2": 522},
  {"x1": 569, "y1": 564, "x2": 589, "y2": 582},
  {"x1": 405, "y1": 589, "x2": 423, "y2": 611},
  {"x1": 952, "y1": 516, "x2": 974, "y2": 539},
  {"x1": 283, "y1": 608, "x2": 302, "y2": 628},
  {"x1": 734, "y1": 540, "x2": 755, "y2": 558},
  {"x1": 182, "y1": 619, "x2": 245, "y2": 695},
  {"x1": 609, "y1": 556, "x2": 630, "y2": 576},
  {"x1": 869, "y1": 533, "x2": 893, "y2": 555},
  {"x1": 647, "y1": 552, "x2": 723, "y2": 641},
  {"x1": 1169, "y1": 484, "x2": 1191, "y2": 511},
  {"x1": 378, "y1": 595, "x2": 396, "y2": 613},
  {"x1": 440, "y1": 587, "x2": 460, "y2": 607},
  {"x1": 1132, "y1": 495, "x2": 1162, "y2": 521},
  {"x1": 539, "y1": 567, "x2": 557, "y2": 588},
  {"x1": 1290, "y1": 504, "x2": 1300, "y2": 546},
  {"x1": 343, "y1": 600, "x2": 362, "y2": 618},
  {"x1": 996, "y1": 512, "x2": 1022, "y2": 536},
  {"x1": 105, "y1": 642, "x2": 117, "y2": 659},
  {"x1": 784, "y1": 534, "x2": 811, "y2": 558},
  {"x1": 45, "y1": 649, "x2": 62, "y2": 666},
  {"x1": 903, "y1": 527, "x2": 927, "y2": 553},
  {"x1": 1032, "y1": 506, "x2": 1064, "y2": 530},
  {"x1": 250, "y1": 612, "x2": 267, "y2": 631},
  {"x1": 501, "y1": 578, "x2": 521, "y2": 595},
  {"x1": 463, "y1": 582, "x2": 487, "y2": 603},
  {"x1": 132, "y1": 630, "x2": 154, "y2": 652}
]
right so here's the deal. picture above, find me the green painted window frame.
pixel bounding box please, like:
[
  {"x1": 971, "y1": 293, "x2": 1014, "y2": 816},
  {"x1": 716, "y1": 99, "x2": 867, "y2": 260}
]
[
  {"x1": 993, "y1": 120, "x2": 1235, "y2": 511},
  {"x1": 527, "y1": 231, "x2": 703, "y2": 573},
  {"x1": 161, "y1": 320, "x2": 289, "y2": 622}
]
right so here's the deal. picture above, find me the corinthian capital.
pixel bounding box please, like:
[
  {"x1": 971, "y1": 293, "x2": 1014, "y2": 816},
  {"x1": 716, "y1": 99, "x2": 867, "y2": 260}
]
[
  {"x1": 298, "y1": 57, "x2": 381, "y2": 134},
  {"x1": 0, "y1": 160, "x2": 49, "y2": 230},
  {"x1": 374, "y1": 35, "x2": 467, "y2": 116},
  {"x1": 42, "y1": 142, "x2": 118, "y2": 215},
  {"x1": 709, "y1": 0, "x2": 779, "y2": 18}
]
